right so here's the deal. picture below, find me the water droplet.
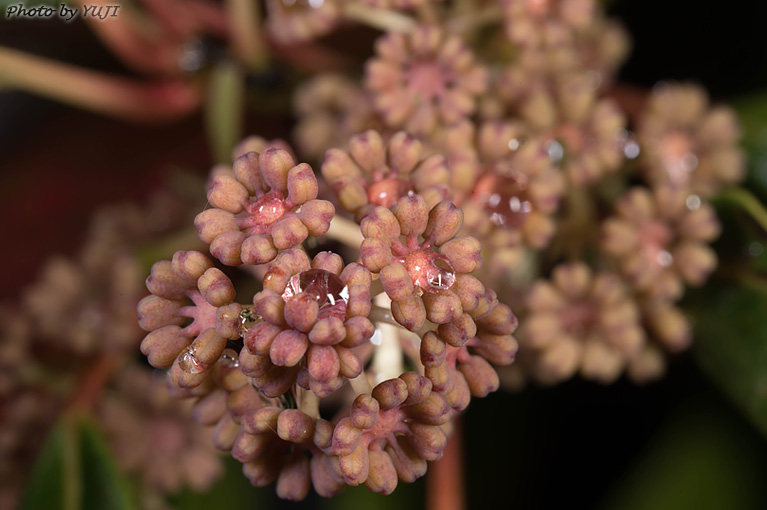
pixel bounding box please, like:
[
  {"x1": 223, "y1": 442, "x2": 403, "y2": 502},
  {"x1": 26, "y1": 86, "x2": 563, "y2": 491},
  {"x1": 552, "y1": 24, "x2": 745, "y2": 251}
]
[
  {"x1": 545, "y1": 140, "x2": 564, "y2": 164},
  {"x1": 685, "y1": 194, "x2": 701, "y2": 211},
  {"x1": 623, "y1": 140, "x2": 640, "y2": 159},
  {"x1": 247, "y1": 192, "x2": 287, "y2": 226},
  {"x1": 394, "y1": 249, "x2": 456, "y2": 293},
  {"x1": 508, "y1": 138, "x2": 521, "y2": 151},
  {"x1": 178, "y1": 345, "x2": 206, "y2": 374},
  {"x1": 367, "y1": 177, "x2": 413, "y2": 208},
  {"x1": 281, "y1": 269, "x2": 349, "y2": 320},
  {"x1": 220, "y1": 351, "x2": 240, "y2": 368},
  {"x1": 656, "y1": 250, "x2": 673, "y2": 267},
  {"x1": 178, "y1": 39, "x2": 205, "y2": 73},
  {"x1": 472, "y1": 172, "x2": 532, "y2": 229},
  {"x1": 370, "y1": 328, "x2": 382, "y2": 346}
]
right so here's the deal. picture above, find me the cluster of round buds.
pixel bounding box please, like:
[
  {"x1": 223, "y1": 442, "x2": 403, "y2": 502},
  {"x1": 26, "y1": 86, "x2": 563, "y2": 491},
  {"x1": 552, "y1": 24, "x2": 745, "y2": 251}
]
[
  {"x1": 293, "y1": 74, "x2": 379, "y2": 161},
  {"x1": 601, "y1": 186, "x2": 721, "y2": 302},
  {"x1": 138, "y1": 251, "x2": 242, "y2": 393},
  {"x1": 321, "y1": 130, "x2": 450, "y2": 220},
  {"x1": 441, "y1": 120, "x2": 563, "y2": 272},
  {"x1": 98, "y1": 366, "x2": 223, "y2": 495},
  {"x1": 195, "y1": 148, "x2": 334, "y2": 266},
  {"x1": 329, "y1": 373, "x2": 452, "y2": 492},
  {"x1": 360, "y1": 197, "x2": 487, "y2": 334},
  {"x1": 515, "y1": 262, "x2": 655, "y2": 385},
  {"x1": 365, "y1": 25, "x2": 488, "y2": 136},
  {"x1": 502, "y1": 0, "x2": 596, "y2": 50},
  {"x1": 421, "y1": 302, "x2": 518, "y2": 410},
  {"x1": 637, "y1": 82, "x2": 745, "y2": 197},
  {"x1": 242, "y1": 249, "x2": 375, "y2": 397},
  {"x1": 265, "y1": 0, "x2": 341, "y2": 44}
]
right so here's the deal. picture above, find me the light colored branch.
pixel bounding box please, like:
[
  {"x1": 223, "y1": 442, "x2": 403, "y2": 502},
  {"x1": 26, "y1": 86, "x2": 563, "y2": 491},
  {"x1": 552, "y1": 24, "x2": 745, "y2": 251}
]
[
  {"x1": 324, "y1": 215, "x2": 364, "y2": 248},
  {"x1": 226, "y1": 0, "x2": 269, "y2": 70},
  {"x1": 343, "y1": 3, "x2": 416, "y2": 33}
]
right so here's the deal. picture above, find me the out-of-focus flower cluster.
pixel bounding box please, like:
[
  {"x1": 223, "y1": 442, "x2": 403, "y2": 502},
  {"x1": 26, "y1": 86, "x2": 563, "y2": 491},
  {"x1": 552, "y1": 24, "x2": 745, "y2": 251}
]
[
  {"x1": 135, "y1": 0, "x2": 745, "y2": 502},
  {"x1": 0, "y1": 190, "x2": 225, "y2": 508}
]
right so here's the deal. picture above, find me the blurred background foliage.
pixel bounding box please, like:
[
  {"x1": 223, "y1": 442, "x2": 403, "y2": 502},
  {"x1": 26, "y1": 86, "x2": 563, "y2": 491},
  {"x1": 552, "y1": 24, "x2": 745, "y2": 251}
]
[{"x1": 3, "y1": 0, "x2": 767, "y2": 509}]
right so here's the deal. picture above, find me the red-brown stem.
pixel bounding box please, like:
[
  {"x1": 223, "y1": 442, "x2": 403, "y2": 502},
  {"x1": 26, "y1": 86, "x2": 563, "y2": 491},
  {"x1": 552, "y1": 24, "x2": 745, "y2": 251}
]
[
  {"x1": 72, "y1": 0, "x2": 182, "y2": 75},
  {"x1": 0, "y1": 47, "x2": 201, "y2": 122},
  {"x1": 427, "y1": 416, "x2": 465, "y2": 510},
  {"x1": 66, "y1": 354, "x2": 118, "y2": 413}
]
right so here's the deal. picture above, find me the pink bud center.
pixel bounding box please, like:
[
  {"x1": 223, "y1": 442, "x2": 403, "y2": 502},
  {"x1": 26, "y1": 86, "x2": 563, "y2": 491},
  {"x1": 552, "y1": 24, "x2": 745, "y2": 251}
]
[
  {"x1": 560, "y1": 300, "x2": 597, "y2": 336},
  {"x1": 639, "y1": 220, "x2": 674, "y2": 269},
  {"x1": 406, "y1": 61, "x2": 449, "y2": 103},
  {"x1": 660, "y1": 130, "x2": 697, "y2": 184},
  {"x1": 282, "y1": 269, "x2": 349, "y2": 320},
  {"x1": 472, "y1": 172, "x2": 533, "y2": 229},
  {"x1": 367, "y1": 177, "x2": 413, "y2": 208},
  {"x1": 395, "y1": 249, "x2": 456, "y2": 293},
  {"x1": 246, "y1": 191, "x2": 288, "y2": 229}
]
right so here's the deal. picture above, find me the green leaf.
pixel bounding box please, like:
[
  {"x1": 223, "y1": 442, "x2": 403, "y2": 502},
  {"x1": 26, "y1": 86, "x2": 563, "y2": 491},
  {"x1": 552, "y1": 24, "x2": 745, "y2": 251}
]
[
  {"x1": 205, "y1": 60, "x2": 245, "y2": 165},
  {"x1": 731, "y1": 92, "x2": 767, "y2": 200},
  {"x1": 600, "y1": 399, "x2": 764, "y2": 510},
  {"x1": 79, "y1": 417, "x2": 135, "y2": 510},
  {"x1": 687, "y1": 282, "x2": 767, "y2": 437},
  {"x1": 20, "y1": 417, "x2": 81, "y2": 510},
  {"x1": 20, "y1": 415, "x2": 135, "y2": 510}
]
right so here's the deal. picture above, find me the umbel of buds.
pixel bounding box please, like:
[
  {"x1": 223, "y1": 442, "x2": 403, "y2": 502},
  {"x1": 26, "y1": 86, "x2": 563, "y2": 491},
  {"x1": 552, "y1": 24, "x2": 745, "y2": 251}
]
[
  {"x1": 138, "y1": 0, "x2": 746, "y2": 500},
  {"x1": 138, "y1": 132, "x2": 519, "y2": 499}
]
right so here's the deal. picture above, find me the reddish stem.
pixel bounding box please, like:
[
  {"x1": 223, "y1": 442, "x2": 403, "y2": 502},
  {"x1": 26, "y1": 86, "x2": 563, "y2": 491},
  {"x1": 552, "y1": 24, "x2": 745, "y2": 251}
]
[
  {"x1": 66, "y1": 354, "x2": 117, "y2": 412},
  {"x1": 427, "y1": 416, "x2": 465, "y2": 510}
]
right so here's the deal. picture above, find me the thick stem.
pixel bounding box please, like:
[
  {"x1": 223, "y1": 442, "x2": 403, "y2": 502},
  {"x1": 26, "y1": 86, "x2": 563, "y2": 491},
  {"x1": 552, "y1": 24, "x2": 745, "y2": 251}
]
[
  {"x1": 348, "y1": 372, "x2": 373, "y2": 396},
  {"x1": 446, "y1": 4, "x2": 502, "y2": 34},
  {"x1": 0, "y1": 47, "x2": 200, "y2": 122},
  {"x1": 226, "y1": 0, "x2": 269, "y2": 70},
  {"x1": 714, "y1": 187, "x2": 767, "y2": 235},
  {"x1": 298, "y1": 387, "x2": 320, "y2": 419},
  {"x1": 427, "y1": 416, "x2": 465, "y2": 510},
  {"x1": 372, "y1": 322, "x2": 405, "y2": 381},
  {"x1": 324, "y1": 215, "x2": 364, "y2": 247},
  {"x1": 343, "y1": 3, "x2": 416, "y2": 33}
]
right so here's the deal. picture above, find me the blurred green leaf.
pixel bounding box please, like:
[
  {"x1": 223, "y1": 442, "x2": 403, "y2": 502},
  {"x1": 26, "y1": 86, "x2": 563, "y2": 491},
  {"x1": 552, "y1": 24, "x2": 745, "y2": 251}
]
[
  {"x1": 20, "y1": 415, "x2": 135, "y2": 510},
  {"x1": 732, "y1": 92, "x2": 767, "y2": 201},
  {"x1": 79, "y1": 417, "x2": 135, "y2": 510},
  {"x1": 205, "y1": 60, "x2": 245, "y2": 165},
  {"x1": 599, "y1": 400, "x2": 764, "y2": 510},
  {"x1": 687, "y1": 282, "x2": 767, "y2": 437},
  {"x1": 20, "y1": 417, "x2": 80, "y2": 510}
]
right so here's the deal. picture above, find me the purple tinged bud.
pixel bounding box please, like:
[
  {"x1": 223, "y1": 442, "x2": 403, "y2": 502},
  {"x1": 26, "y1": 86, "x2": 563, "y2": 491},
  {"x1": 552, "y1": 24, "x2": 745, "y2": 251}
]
[
  {"x1": 337, "y1": 346, "x2": 364, "y2": 378},
  {"x1": 287, "y1": 163, "x2": 319, "y2": 205},
  {"x1": 365, "y1": 450, "x2": 398, "y2": 494},
  {"x1": 408, "y1": 423, "x2": 447, "y2": 461},
  {"x1": 406, "y1": 392, "x2": 452, "y2": 425},
  {"x1": 419, "y1": 331, "x2": 446, "y2": 367},
  {"x1": 440, "y1": 236, "x2": 483, "y2": 273},
  {"x1": 232, "y1": 432, "x2": 269, "y2": 463},
  {"x1": 198, "y1": 268, "x2": 236, "y2": 306},
  {"x1": 276, "y1": 455, "x2": 311, "y2": 501},
  {"x1": 232, "y1": 152, "x2": 262, "y2": 195},
  {"x1": 253, "y1": 289, "x2": 286, "y2": 326},
  {"x1": 259, "y1": 148, "x2": 295, "y2": 192},
  {"x1": 332, "y1": 417, "x2": 363, "y2": 456},
  {"x1": 241, "y1": 234, "x2": 278, "y2": 265},
  {"x1": 208, "y1": 174, "x2": 248, "y2": 213},
  {"x1": 372, "y1": 378, "x2": 408, "y2": 410},
  {"x1": 298, "y1": 200, "x2": 335, "y2": 236},
  {"x1": 391, "y1": 295, "x2": 426, "y2": 331},
  {"x1": 422, "y1": 291, "x2": 463, "y2": 324},
  {"x1": 269, "y1": 330, "x2": 309, "y2": 367},
  {"x1": 307, "y1": 345, "x2": 341, "y2": 383},
  {"x1": 215, "y1": 303, "x2": 243, "y2": 339},
  {"x1": 349, "y1": 130, "x2": 386, "y2": 174},
  {"x1": 399, "y1": 372, "x2": 432, "y2": 406},
  {"x1": 137, "y1": 295, "x2": 185, "y2": 331},
  {"x1": 308, "y1": 317, "x2": 346, "y2": 345},
  {"x1": 380, "y1": 263, "x2": 414, "y2": 301},
  {"x1": 424, "y1": 201, "x2": 463, "y2": 246},
  {"x1": 211, "y1": 413, "x2": 240, "y2": 451},
  {"x1": 210, "y1": 230, "x2": 246, "y2": 266},
  {"x1": 140, "y1": 325, "x2": 189, "y2": 368},
  {"x1": 277, "y1": 409, "x2": 316, "y2": 443},
  {"x1": 361, "y1": 207, "x2": 401, "y2": 240},
  {"x1": 244, "y1": 322, "x2": 283, "y2": 355},
  {"x1": 351, "y1": 394, "x2": 380, "y2": 429},
  {"x1": 393, "y1": 195, "x2": 429, "y2": 236},
  {"x1": 339, "y1": 442, "x2": 370, "y2": 486},
  {"x1": 271, "y1": 216, "x2": 309, "y2": 250},
  {"x1": 285, "y1": 293, "x2": 319, "y2": 333},
  {"x1": 314, "y1": 419, "x2": 336, "y2": 452},
  {"x1": 360, "y1": 238, "x2": 393, "y2": 273},
  {"x1": 194, "y1": 209, "x2": 238, "y2": 244},
  {"x1": 459, "y1": 354, "x2": 500, "y2": 397},
  {"x1": 192, "y1": 389, "x2": 228, "y2": 426},
  {"x1": 146, "y1": 260, "x2": 186, "y2": 299},
  {"x1": 386, "y1": 440, "x2": 427, "y2": 483}
]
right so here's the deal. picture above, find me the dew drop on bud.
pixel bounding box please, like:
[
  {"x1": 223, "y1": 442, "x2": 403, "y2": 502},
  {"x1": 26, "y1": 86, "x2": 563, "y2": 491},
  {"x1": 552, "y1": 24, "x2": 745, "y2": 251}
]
[
  {"x1": 178, "y1": 345, "x2": 206, "y2": 374},
  {"x1": 367, "y1": 177, "x2": 413, "y2": 208},
  {"x1": 219, "y1": 351, "x2": 240, "y2": 368},
  {"x1": 472, "y1": 172, "x2": 533, "y2": 229},
  {"x1": 246, "y1": 191, "x2": 287, "y2": 227},
  {"x1": 281, "y1": 269, "x2": 349, "y2": 320},
  {"x1": 395, "y1": 249, "x2": 456, "y2": 293}
]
